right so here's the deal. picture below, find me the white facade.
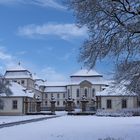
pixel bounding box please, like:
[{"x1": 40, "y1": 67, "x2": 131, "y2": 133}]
[
  {"x1": 0, "y1": 97, "x2": 24, "y2": 115},
  {"x1": 0, "y1": 97, "x2": 36, "y2": 115},
  {"x1": 0, "y1": 64, "x2": 42, "y2": 115},
  {"x1": 99, "y1": 96, "x2": 138, "y2": 112},
  {"x1": 0, "y1": 82, "x2": 36, "y2": 115},
  {"x1": 1, "y1": 64, "x2": 139, "y2": 114},
  {"x1": 43, "y1": 69, "x2": 108, "y2": 110},
  {"x1": 97, "y1": 82, "x2": 139, "y2": 112}
]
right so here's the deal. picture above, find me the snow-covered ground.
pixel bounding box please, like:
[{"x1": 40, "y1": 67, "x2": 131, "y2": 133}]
[
  {"x1": 0, "y1": 111, "x2": 67, "y2": 124},
  {"x1": 0, "y1": 115, "x2": 49, "y2": 125},
  {"x1": 0, "y1": 116, "x2": 139, "y2": 140}
]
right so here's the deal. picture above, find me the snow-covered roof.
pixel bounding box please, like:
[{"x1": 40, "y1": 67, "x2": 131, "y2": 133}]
[
  {"x1": 34, "y1": 84, "x2": 40, "y2": 91},
  {"x1": 32, "y1": 73, "x2": 42, "y2": 81},
  {"x1": 35, "y1": 80, "x2": 46, "y2": 86},
  {"x1": 69, "y1": 80, "x2": 109, "y2": 85},
  {"x1": 45, "y1": 86, "x2": 66, "y2": 93},
  {"x1": 4, "y1": 63, "x2": 33, "y2": 79},
  {"x1": 4, "y1": 71, "x2": 32, "y2": 79},
  {"x1": 0, "y1": 82, "x2": 34, "y2": 98},
  {"x1": 71, "y1": 69, "x2": 102, "y2": 77},
  {"x1": 44, "y1": 81, "x2": 67, "y2": 93},
  {"x1": 44, "y1": 78, "x2": 109, "y2": 86},
  {"x1": 96, "y1": 82, "x2": 136, "y2": 96},
  {"x1": 46, "y1": 82, "x2": 67, "y2": 87},
  {"x1": 7, "y1": 64, "x2": 26, "y2": 71}
]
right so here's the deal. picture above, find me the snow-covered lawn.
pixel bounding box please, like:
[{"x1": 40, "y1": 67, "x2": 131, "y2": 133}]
[
  {"x1": 0, "y1": 111, "x2": 67, "y2": 124},
  {"x1": 0, "y1": 116, "x2": 139, "y2": 140}
]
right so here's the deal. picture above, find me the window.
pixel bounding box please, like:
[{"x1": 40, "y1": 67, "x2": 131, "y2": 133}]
[
  {"x1": 77, "y1": 89, "x2": 80, "y2": 97},
  {"x1": 12, "y1": 100, "x2": 18, "y2": 109},
  {"x1": 68, "y1": 89, "x2": 70, "y2": 97},
  {"x1": 45, "y1": 101, "x2": 47, "y2": 106},
  {"x1": 45, "y1": 94, "x2": 48, "y2": 98},
  {"x1": 63, "y1": 93, "x2": 65, "y2": 98},
  {"x1": 85, "y1": 88, "x2": 88, "y2": 97},
  {"x1": 107, "y1": 99, "x2": 112, "y2": 109},
  {"x1": 57, "y1": 101, "x2": 59, "y2": 106},
  {"x1": 122, "y1": 99, "x2": 127, "y2": 108},
  {"x1": 57, "y1": 94, "x2": 59, "y2": 98},
  {"x1": 63, "y1": 101, "x2": 65, "y2": 105},
  {"x1": 0, "y1": 99, "x2": 4, "y2": 110},
  {"x1": 21, "y1": 80, "x2": 25, "y2": 85},
  {"x1": 92, "y1": 89, "x2": 95, "y2": 97},
  {"x1": 138, "y1": 101, "x2": 140, "y2": 107},
  {"x1": 77, "y1": 100, "x2": 79, "y2": 105}
]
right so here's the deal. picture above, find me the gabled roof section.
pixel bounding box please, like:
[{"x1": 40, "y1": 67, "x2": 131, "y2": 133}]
[
  {"x1": 4, "y1": 63, "x2": 33, "y2": 79},
  {"x1": 80, "y1": 80, "x2": 92, "y2": 85},
  {"x1": 7, "y1": 63, "x2": 27, "y2": 72},
  {"x1": 71, "y1": 69, "x2": 102, "y2": 77}
]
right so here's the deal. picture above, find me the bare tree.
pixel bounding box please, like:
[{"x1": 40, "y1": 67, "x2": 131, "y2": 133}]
[
  {"x1": 115, "y1": 61, "x2": 140, "y2": 94},
  {"x1": 0, "y1": 75, "x2": 12, "y2": 95},
  {"x1": 66, "y1": 0, "x2": 140, "y2": 95},
  {"x1": 0, "y1": 75, "x2": 12, "y2": 109}
]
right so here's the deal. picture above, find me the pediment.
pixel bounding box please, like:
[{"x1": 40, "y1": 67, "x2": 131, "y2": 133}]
[{"x1": 80, "y1": 80, "x2": 92, "y2": 88}]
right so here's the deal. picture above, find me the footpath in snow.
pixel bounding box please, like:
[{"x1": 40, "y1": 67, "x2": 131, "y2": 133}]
[
  {"x1": 0, "y1": 111, "x2": 67, "y2": 125},
  {"x1": 0, "y1": 116, "x2": 139, "y2": 140}
]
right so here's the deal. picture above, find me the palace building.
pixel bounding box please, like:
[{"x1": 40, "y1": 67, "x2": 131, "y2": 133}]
[{"x1": 0, "y1": 63, "x2": 139, "y2": 115}]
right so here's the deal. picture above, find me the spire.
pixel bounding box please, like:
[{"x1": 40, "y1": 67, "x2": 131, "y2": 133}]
[{"x1": 18, "y1": 62, "x2": 21, "y2": 66}]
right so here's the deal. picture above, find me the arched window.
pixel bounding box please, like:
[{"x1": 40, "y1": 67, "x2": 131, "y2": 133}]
[
  {"x1": 92, "y1": 89, "x2": 95, "y2": 97},
  {"x1": 67, "y1": 89, "x2": 70, "y2": 97},
  {"x1": 77, "y1": 89, "x2": 80, "y2": 97},
  {"x1": 85, "y1": 88, "x2": 88, "y2": 97}
]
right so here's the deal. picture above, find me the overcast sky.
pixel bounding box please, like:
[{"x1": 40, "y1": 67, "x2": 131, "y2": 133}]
[{"x1": 0, "y1": 0, "x2": 114, "y2": 81}]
